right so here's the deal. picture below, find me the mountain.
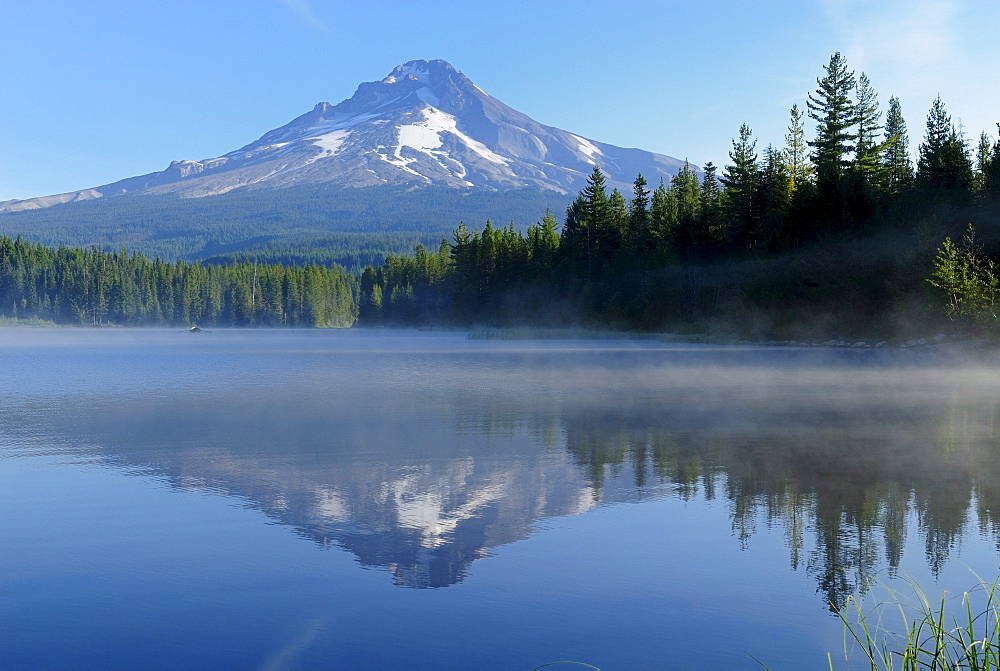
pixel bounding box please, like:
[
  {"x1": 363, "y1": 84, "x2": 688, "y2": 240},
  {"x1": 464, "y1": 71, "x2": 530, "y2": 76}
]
[{"x1": 2, "y1": 60, "x2": 690, "y2": 213}]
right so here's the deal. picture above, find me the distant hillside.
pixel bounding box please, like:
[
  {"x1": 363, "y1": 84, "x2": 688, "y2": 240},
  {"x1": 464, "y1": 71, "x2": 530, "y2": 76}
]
[{"x1": 0, "y1": 184, "x2": 569, "y2": 272}]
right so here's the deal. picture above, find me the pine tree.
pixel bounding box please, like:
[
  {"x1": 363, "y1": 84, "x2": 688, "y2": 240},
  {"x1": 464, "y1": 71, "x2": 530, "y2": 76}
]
[
  {"x1": 974, "y1": 131, "x2": 994, "y2": 194},
  {"x1": 670, "y1": 161, "x2": 702, "y2": 252},
  {"x1": 755, "y1": 146, "x2": 793, "y2": 251},
  {"x1": 784, "y1": 104, "x2": 813, "y2": 192},
  {"x1": 987, "y1": 125, "x2": 1000, "y2": 196},
  {"x1": 607, "y1": 187, "x2": 628, "y2": 271},
  {"x1": 581, "y1": 166, "x2": 615, "y2": 276},
  {"x1": 853, "y1": 73, "x2": 884, "y2": 190},
  {"x1": 808, "y1": 53, "x2": 857, "y2": 188},
  {"x1": 882, "y1": 96, "x2": 914, "y2": 199},
  {"x1": 527, "y1": 209, "x2": 560, "y2": 280},
  {"x1": 649, "y1": 178, "x2": 677, "y2": 263},
  {"x1": 916, "y1": 95, "x2": 973, "y2": 195},
  {"x1": 627, "y1": 174, "x2": 650, "y2": 262},
  {"x1": 699, "y1": 162, "x2": 723, "y2": 247},
  {"x1": 721, "y1": 124, "x2": 758, "y2": 251},
  {"x1": 559, "y1": 193, "x2": 589, "y2": 281}
]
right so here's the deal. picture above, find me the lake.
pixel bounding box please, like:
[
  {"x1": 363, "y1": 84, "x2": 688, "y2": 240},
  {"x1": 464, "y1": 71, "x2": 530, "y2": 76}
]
[{"x1": 2, "y1": 328, "x2": 1000, "y2": 669}]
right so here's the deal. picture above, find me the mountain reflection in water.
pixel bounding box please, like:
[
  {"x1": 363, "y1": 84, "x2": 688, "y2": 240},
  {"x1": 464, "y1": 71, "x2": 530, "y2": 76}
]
[{"x1": 4, "y1": 330, "x2": 1000, "y2": 607}]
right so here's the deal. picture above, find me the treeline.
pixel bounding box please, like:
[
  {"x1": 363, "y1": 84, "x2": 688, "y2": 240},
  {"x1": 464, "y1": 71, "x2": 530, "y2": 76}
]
[
  {"x1": 360, "y1": 53, "x2": 1000, "y2": 336},
  {"x1": 0, "y1": 184, "x2": 564, "y2": 272},
  {"x1": 0, "y1": 236, "x2": 357, "y2": 327}
]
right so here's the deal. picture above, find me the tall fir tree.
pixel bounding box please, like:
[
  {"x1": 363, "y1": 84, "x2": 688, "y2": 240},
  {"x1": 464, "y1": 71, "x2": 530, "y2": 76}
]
[
  {"x1": 527, "y1": 208, "x2": 560, "y2": 279},
  {"x1": 916, "y1": 95, "x2": 973, "y2": 195},
  {"x1": 808, "y1": 52, "x2": 857, "y2": 185},
  {"x1": 808, "y1": 52, "x2": 857, "y2": 228},
  {"x1": 582, "y1": 165, "x2": 614, "y2": 277},
  {"x1": 882, "y1": 96, "x2": 914, "y2": 199},
  {"x1": 699, "y1": 162, "x2": 724, "y2": 248},
  {"x1": 987, "y1": 124, "x2": 1000, "y2": 196},
  {"x1": 755, "y1": 146, "x2": 793, "y2": 251},
  {"x1": 559, "y1": 194, "x2": 589, "y2": 281},
  {"x1": 721, "y1": 124, "x2": 759, "y2": 251},
  {"x1": 974, "y1": 131, "x2": 994, "y2": 194},
  {"x1": 670, "y1": 161, "x2": 703, "y2": 253},
  {"x1": 852, "y1": 74, "x2": 884, "y2": 187},
  {"x1": 606, "y1": 188, "x2": 628, "y2": 272},
  {"x1": 784, "y1": 103, "x2": 814, "y2": 192},
  {"x1": 627, "y1": 173, "x2": 651, "y2": 261},
  {"x1": 649, "y1": 178, "x2": 677, "y2": 263}
]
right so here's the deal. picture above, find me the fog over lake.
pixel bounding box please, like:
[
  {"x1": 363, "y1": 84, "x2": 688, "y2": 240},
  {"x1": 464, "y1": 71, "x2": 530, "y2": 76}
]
[{"x1": 3, "y1": 328, "x2": 1000, "y2": 668}]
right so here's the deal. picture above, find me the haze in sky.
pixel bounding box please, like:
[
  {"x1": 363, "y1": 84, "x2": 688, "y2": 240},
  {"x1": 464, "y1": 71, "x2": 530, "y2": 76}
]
[{"x1": 2, "y1": 0, "x2": 998, "y2": 201}]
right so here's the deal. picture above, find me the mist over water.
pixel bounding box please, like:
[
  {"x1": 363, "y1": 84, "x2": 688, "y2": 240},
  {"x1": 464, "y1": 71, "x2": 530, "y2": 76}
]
[{"x1": 3, "y1": 328, "x2": 1000, "y2": 668}]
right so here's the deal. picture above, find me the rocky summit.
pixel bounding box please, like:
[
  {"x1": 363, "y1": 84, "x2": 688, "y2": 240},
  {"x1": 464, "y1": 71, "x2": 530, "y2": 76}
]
[{"x1": 3, "y1": 59, "x2": 690, "y2": 212}]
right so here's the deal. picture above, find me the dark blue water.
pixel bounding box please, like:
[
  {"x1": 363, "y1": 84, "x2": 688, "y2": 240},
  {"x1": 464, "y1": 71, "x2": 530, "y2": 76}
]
[{"x1": 2, "y1": 328, "x2": 999, "y2": 669}]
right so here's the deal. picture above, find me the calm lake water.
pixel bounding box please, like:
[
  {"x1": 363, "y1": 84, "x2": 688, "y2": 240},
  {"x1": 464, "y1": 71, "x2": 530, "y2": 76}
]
[{"x1": 3, "y1": 328, "x2": 1000, "y2": 669}]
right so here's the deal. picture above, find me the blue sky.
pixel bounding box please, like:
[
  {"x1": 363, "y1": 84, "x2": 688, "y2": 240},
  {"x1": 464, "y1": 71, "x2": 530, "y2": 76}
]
[{"x1": 2, "y1": 0, "x2": 999, "y2": 201}]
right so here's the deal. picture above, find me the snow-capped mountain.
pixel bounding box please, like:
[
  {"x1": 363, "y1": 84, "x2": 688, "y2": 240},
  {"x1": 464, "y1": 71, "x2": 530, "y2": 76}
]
[{"x1": 3, "y1": 60, "x2": 690, "y2": 212}]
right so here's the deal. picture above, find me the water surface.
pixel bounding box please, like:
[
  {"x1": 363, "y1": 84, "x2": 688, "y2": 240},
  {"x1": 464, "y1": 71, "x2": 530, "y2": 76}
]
[{"x1": 3, "y1": 328, "x2": 1000, "y2": 669}]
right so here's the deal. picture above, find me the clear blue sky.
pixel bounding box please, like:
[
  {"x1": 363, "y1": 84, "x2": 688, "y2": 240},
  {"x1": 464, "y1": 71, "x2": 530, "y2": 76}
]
[{"x1": 2, "y1": 0, "x2": 999, "y2": 201}]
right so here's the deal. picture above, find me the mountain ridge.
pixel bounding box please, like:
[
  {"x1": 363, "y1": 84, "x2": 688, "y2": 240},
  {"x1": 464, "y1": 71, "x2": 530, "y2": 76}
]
[{"x1": 3, "y1": 59, "x2": 691, "y2": 213}]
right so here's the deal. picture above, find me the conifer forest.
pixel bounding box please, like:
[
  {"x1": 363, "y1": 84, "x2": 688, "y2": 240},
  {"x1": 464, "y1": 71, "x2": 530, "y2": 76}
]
[{"x1": 359, "y1": 53, "x2": 1000, "y2": 338}]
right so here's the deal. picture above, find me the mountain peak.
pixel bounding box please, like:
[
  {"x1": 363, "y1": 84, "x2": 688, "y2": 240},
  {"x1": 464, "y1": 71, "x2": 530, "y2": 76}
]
[
  {"x1": 0, "y1": 60, "x2": 690, "y2": 212},
  {"x1": 383, "y1": 59, "x2": 458, "y2": 85}
]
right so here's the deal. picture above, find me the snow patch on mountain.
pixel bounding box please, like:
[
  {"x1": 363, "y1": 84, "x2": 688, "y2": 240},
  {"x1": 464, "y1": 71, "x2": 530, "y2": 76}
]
[
  {"x1": 378, "y1": 148, "x2": 425, "y2": 179},
  {"x1": 393, "y1": 62, "x2": 432, "y2": 84},
  {"x1": 311, "y1": 129, "x2": 350, "y2": 154},
  {"x1": 414, "y1": 87, "x2": 440, "y2": 107},
  {"x1": 407, "y1": 108, "x2": 507, "y2": 166},
  {"x1": 572, "y1": 135, "x2": 602, "y2": 164},
  {"x1": 379, "y1": 107, "x2": 509, "y2": 184}
]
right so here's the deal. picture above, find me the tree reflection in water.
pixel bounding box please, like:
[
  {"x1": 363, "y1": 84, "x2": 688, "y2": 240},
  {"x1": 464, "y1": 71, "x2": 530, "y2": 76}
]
[{"x1": 11, "y1": 340, "x2": 1000, "y2": 609}]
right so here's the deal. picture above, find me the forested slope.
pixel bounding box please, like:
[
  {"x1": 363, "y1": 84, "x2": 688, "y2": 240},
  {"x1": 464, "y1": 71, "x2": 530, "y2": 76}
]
[
  {"x1": 0, "y1": 184, "x2": 567, "y2": 273},
  {"x1": 0, "y1": 237, "x2": 357, "y2": 327}
]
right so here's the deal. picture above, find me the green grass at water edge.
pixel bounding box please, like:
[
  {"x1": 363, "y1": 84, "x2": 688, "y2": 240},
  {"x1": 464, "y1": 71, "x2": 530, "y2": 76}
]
[{"x1": 830, "y1": 574, "x2": 1000, "y2": 670}]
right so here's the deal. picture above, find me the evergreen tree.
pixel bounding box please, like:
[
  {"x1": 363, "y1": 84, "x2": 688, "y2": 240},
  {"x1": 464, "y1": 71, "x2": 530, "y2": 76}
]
[
  {"x1": 581, "y1": 166, "x2": 615, "y2": 276},
  {"x1": 974, "y1": 130, "x2": 994, "y2": 194},
  {"x1": 558, "y1": 167, "x2": 616, "y2": 281},
  {"x1": 670, "y1": 161, "x2": 703, "y2": 252},
  {"x1": 927, "y1": 225, "x2": 998, "y2": 329},
  {"x1": 808, "y1": 52, "x2": 857, "y2": 228},
  {"x1": 808, "y1": 53, "x2": 857, "y2": 187},
  {"x1": 448, "y1": 222, "x2": 478, "y2": 317},
  {"x1": 607, "y1": 188, "x2": 628, "y2": 271},
  {"x1": 627, "y1": 174, "x2": 651, "y2": 262},
  {"x1": 987, "y1": 124, "x2": 1000, "y2": 196},
  {"x1": 721, "y1": 124, "x2": 759, "y2": 251},
  {"x1": 559, "y1": 194, "x2": 590, "y2": 281},
  {"x1": 649, "y1": 178, "x2": 677, "y2": 264},
  {"x1": 852, "y1": 73, "x2": 884, "y2": 196},
  {"x1": 755, "y1": 146, "x2": 793, "y2": 251},
  {"x1": 882, "y1": 96, "x2": 914, "y2": 199},
  {"x1": 359, "y1": 266, "x2": 382, "y2": 324},
  {"x1": 916, "y1": 95, "x2": 973, "y2": 195},
  {"x1": 527, "y1": 209, "x2": 560, "y2": 280},
  {"x1": 784, "y1": 103, "x2": 814, "y2": 192},
  {"x1": 699, "y1": 162, "x2": 724, "y2": 248}
]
